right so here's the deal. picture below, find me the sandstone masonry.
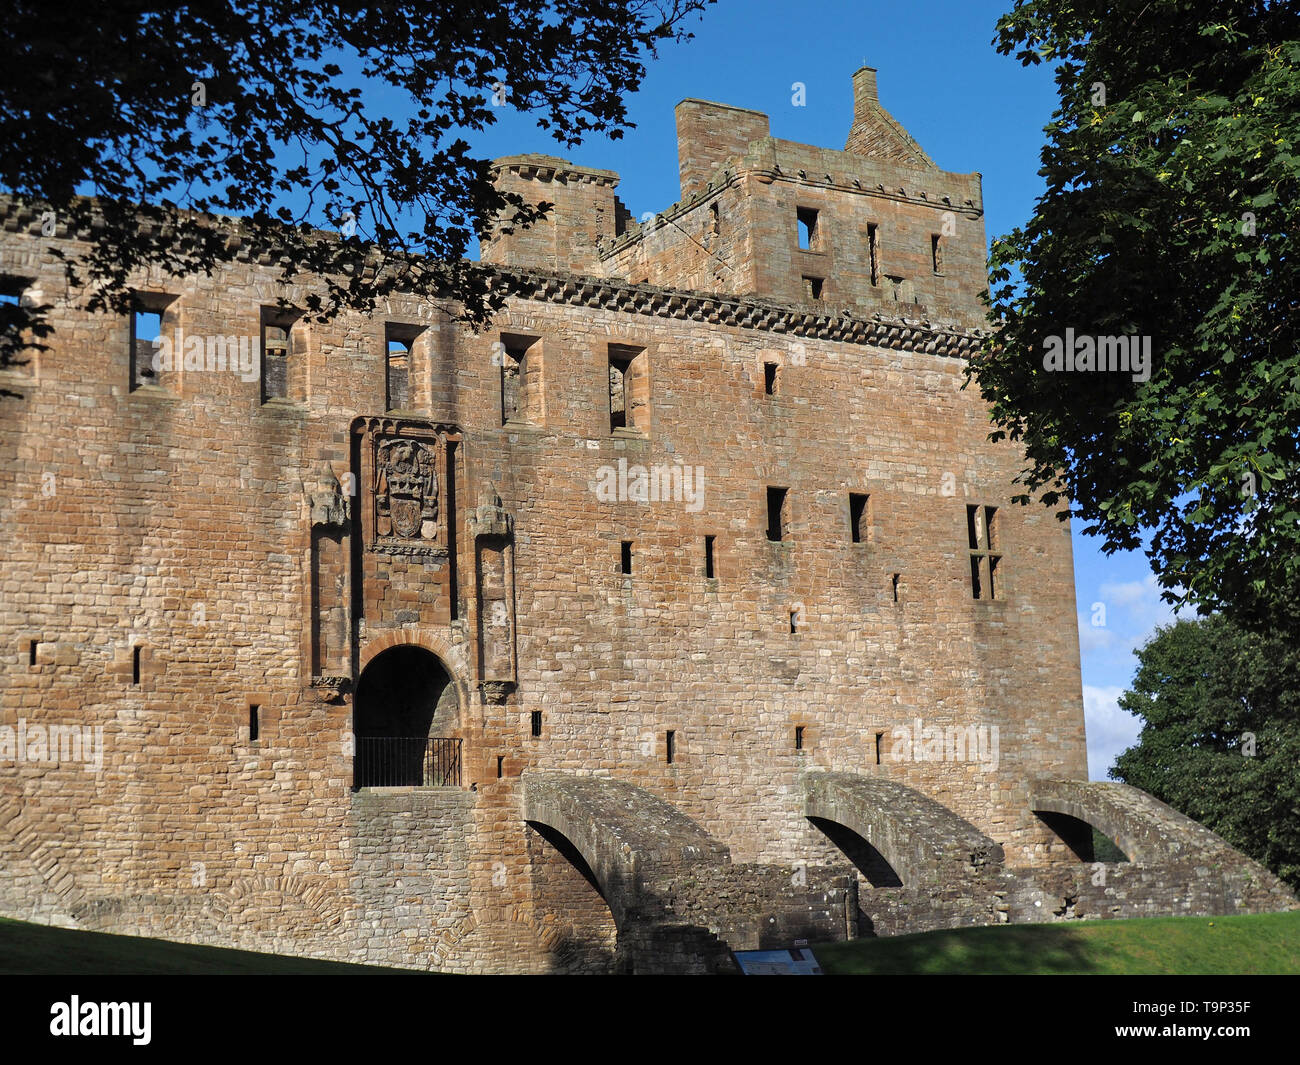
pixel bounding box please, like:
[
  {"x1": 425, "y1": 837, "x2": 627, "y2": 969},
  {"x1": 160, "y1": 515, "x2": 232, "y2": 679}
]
[{"x1": 0, "y1": 67, "x2": 1292, "y2": 974}]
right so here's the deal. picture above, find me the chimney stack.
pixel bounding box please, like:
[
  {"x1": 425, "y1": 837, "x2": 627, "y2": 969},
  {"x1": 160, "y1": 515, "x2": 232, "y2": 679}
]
[{"x1": 852, "y1": 66, "x2": 879, "y2": 117}]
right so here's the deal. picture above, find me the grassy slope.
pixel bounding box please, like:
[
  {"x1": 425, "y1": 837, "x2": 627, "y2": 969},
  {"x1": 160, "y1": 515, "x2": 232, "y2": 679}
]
[
  {"x1": 0, "y1": 917, "x2": 420, "y2": 974},
  {"x1": 815, "y1": 912, "x2": 1300, "y2": 975}
]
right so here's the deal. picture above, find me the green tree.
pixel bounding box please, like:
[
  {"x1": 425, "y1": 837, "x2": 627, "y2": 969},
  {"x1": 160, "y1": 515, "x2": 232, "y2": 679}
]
[
  {"x1": 1112, "y1": 614, "x2": 1300, "y2": 891},
  {"x1": 0, "y1": 0, "x2": 711, "y2": 383},
  {"x1": 970, "y1": 0, "x2": 1300, "y2": 638}
]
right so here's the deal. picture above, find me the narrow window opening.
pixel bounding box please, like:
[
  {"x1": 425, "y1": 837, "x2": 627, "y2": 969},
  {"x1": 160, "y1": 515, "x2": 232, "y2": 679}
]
[
  {"x1": 796, "y1": 207, "x2": 818, "y2": 250},
  {"x1": 665, "y1": 730, "x2": 675, "y2": 765},
  {"x1": 931, "y1": 233, "x2": 944, "y2": 274},
  {"x1": 131, "y1": 305, "x2": 163, "y2": 389},
  {"x1": 892, "y1": 573, "x2": 900, "y2": 602},
  {"x1": 795, "y1": 725, "x2": 805, "y2": 751},
  {"x1": 968, "y1": 505, "x2": 1000, "y2": 600},
  {"x1": 789, "y1": 608, "x2": 799, "y2": 634},
  {"x1": 261, "y1": 308, "x2": 297, "y2": 403},
  {"x1": 385, "y1": 325, "x2": 417, "y2": 411},
  {"x1": 620, "y1": 540, "x2": 632, "y2": 575},
  {"x1": 849, "y1": 493, "x2": 869, "y2": 543},
  {"x1": 709, "y1": 201, "x2": 720, "y2": 236},
  {"x1": 875, "y1": 731, "x2": 884, "y2": 765},
  {"x1": 704, "y1": 535, "x2": 716, "y2": 580},
  {"x1": 531, "y1": 710, "x2": 542, "y2": 738},
  {"x1": 496, "y1": 755, "x2": 505, "y2": 779},
  {"x1": 248, "y1": 704, "x2": 260, "y2": 742},
  {"x1": 28, "y1": 640, "x2": 37, "y2": 666},
  {"x1": 766, "y1": 486, "x2": 789, "y2": 542},
  {"x1": 802, "y1": 275, "x2": 824, "y2": 301},
  {"x1": 500, "y1": 335, "x2": 537, "y2": 424},
  {"x1": 867, "y1": 224, "x2": 880, "y2": 286},
  {"x1": 763, "y1": 361, "x2": 779, "y2": 395},
  {"x1": 607, "y1": 344, "x2": 646, "y2": 433},
  {"x1": 131, "y1": 645, "x2": 141, "y2": 685}
]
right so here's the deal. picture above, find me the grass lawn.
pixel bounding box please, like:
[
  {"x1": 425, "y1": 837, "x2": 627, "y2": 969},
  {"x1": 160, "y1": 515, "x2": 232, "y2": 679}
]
[
  {"x1": 815, "y1": 911, "x2": 1300, "y2": 975},
  {"x1": 0, "y1": 917, "x2": 420, "y2": 974}
]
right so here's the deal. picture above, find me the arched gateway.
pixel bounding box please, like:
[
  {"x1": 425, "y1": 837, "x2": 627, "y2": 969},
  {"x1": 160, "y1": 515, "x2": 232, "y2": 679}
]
[{"x1": 352, "y1": 645, "x2": 461, "y2": 788}]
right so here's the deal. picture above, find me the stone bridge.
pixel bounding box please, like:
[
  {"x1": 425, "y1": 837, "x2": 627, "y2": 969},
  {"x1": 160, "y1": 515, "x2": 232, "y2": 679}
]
[{"x1": 522, "y1": 771, "x2": 855, "y2": 972}]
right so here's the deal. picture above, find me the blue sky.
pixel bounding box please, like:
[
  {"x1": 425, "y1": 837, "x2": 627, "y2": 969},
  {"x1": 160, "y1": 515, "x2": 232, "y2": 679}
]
[{"x1": 452, "y1": 0, "x2": 1176, "y2": 779}]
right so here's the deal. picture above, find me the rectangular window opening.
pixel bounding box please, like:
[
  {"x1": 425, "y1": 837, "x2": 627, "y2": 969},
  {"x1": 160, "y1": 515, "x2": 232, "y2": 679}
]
[
  {"x1": 789, "y1": 608, "x2": 799, "y2": 634},
  {"x1": 704, "y1": 535, "x2": 716, "y2": 580},
  {"x1": 497, "y1": 755, "x2": 505, "y2": 779},
  {"x1": 709, "y1": 201, "x2": 720, "y2": 236},
  {"x1": 666, "y1": 730, "x2": 675, "y2": 765},
  {"x1": 131, "y1": 645, "x2": 141, "y2": 686},
  {"x1": 892, "y1": 573, "x2": 900, "y2": 603},
  {"x1": 849, "y1": 493, "x2": 869, "y2": 543},
  {"x1": 131, "y1": 305, "x2": 163, "y2": 390},
  {"x1": 766, "y1": 486, "x2": 789, "y2": 542},
  {"x1": 248, "y1": 704, "x2": 260, "y2": 743},
  {"x1": 875, "y1": 731, "x2": 884, "y2": 765},
  {"x1": 802, "y1": 275, "x2": 824, "y2": 301},
  {"x1": 932, "y1": 233, "x2": 944, "y2": 274},
  {"x1": 531, "y1": 710, "x2": 543, "y2": 738},
  {"x1": 28, "y1": 640, "x2": 37, "y2": 667},
  {"x1": 763, "y1": 361, "x2": 779, "y2": 396},
  {"x1": 795, "y1": 725, "x2": 805, "y2": 751},
  {"x1": 867, "y1": 224, "x2": 880, "y2": 286},
  {"x1": 968, "y1": 505, "x2": 1000, "y2": 600},
  {"x1": 500, "y1": 333, "x2": 537, "y2": 424},
  {"x1": 261, "y1": 308, "x2": 297, "y2": 403},
  {"x1": 385, "y1": 324, "x2": 420, "y2": 411},
  {"x1": 620, "y1": 540, "x2": 632, "y2": 575},
  {"x1": 796, "y1": 207, "x2": 819, "y2": 250},
  {"x1": 608, "y1": 343, "x2": 646, "y2": 433}
]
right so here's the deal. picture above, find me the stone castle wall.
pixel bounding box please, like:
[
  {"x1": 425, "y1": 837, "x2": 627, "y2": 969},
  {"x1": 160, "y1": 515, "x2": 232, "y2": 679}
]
[{"x1": 0, "y1": 67, "x2": 1285, "y2": 973}]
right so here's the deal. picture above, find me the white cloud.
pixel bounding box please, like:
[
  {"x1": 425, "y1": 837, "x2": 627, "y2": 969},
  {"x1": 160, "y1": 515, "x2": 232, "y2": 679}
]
[{"x1": 1083, "y1": 684, "x2": 1142, "y2": 781}]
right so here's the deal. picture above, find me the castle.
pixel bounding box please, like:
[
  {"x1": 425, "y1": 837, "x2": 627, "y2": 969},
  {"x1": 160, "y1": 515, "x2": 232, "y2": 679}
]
[{"x1": 0, "y1": 68, "x2": 1292, "y2": 973}]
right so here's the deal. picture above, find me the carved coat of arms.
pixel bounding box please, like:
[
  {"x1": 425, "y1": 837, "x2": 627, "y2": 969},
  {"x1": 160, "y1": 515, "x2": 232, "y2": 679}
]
[{"x1": 375, "y1": 438, "x2": 439, "y2": 541}]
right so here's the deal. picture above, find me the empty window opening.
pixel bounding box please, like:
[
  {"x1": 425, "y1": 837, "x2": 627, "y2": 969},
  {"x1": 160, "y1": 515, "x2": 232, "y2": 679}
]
[
  {"x1": 967, "y1": 505, "x2": 1001, "y2": 600},
  {"x1": 875, "y1": 731, "x2": 884, "y2": 765},
  {"x1": 795, "y1": 725, "x2": 805, "y2": 751},
  {"x1": 802, "y1": 275, "x2": 824, "y2": 301},
  {"x1": 28, "y1": 640, "x2": 37, "y2": 666},
  {"x1": 608, "y1": 343, "x2": 646, "y2": 432},
  {"x1": 248, "y1": 704, "x2": 260, "y2": 743},
  {"x1": 500, "y1": 334, "x2": 537, "y2": 424},
  {"x1": 497, "y1": 755, "x2": 505, "y2": 779},
  {"x1": 763, "y1": 361, "x2": 779, "y2": 395},
  {"x1": 620, "y1": 541, "x2": 633, "y2": 575},
  {"x1": 766, "y1": 486, "x2": 789, "y2": 542},
  {"x1": 931, "y1": 233, "x2": 944, "y2": 274},
  {"x1": 789, "y1": 607, "x2": 800, "y2": 634},
  {"x1": 709, "y1": 201, "x2": 720, "y2": 236},
  {"x1": 849, "y1": 493, "x2": 869, "y2": 543},
  {"x1": 261, "y1": 308, "x2": 298, "y2": 403},
  {"x1": 892, "y1": 573, "x2": 900, "y2": 602},
  {"x1": 867, "y1": 224, "x2": 880, "y2": 286},
  {"x1": 385, "y1": 324, "x2": 420, "y2": 411},
  {"x1": 666, "y1": 730, "x2": 676, "y2": 765},
  {"x1": 131, "y1": 305, "x2": 163, "y2": 389},
  {"x1": 704, "y1": 535, "x2": 716, "y2": 580},
  {"x1": 131, "y1": 646, "x2": 141, "y2": 685},
  {"x1": 796, "y1": 207, "x2": 819, "y2": 250},
  {"x1": 531, "y1": 710, "x2": 543, "y2": 738}
]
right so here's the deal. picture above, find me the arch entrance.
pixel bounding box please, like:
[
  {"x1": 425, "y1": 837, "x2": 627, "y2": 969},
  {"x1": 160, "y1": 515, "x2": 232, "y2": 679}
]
[{"x1": 352, "y1": 645, "x2": 461, "y2": 787}]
